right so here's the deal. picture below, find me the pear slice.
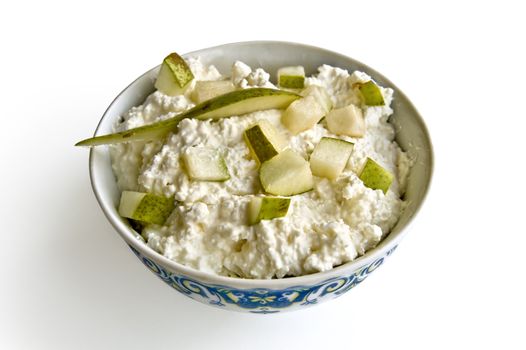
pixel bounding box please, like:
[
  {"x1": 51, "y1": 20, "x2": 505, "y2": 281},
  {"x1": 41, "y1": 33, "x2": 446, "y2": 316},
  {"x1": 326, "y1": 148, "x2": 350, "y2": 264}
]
[
  {"x1": 76, "y1": 88, "x2": 300, "y2": 147},
  {"x1": 259, "y1": 149, "x2": 314, "y2": 196},
  {"x1": 119, "y1": 191, "x2": 175, "y2": 225},
  {"x1": 154, "y1": 52, "x2": 194, "y2": 96},
  {"x1": 326, "y1": 104, "x2": 365, "y2": 137},
  {"x1": 244, "y1": 120, "x2": 287, "y2": 164},
  {"x1": 355, "y1": 80, "x2": 384, "y2": 106},
  {"x1": 359, "y1": 158, "x2": 393, "y2": 194},
  {"x1": 248, "y1": 196, "x2": 291, "y2": 225},
  {"x1": 277, "y1": 66, "x2": 305, "y2": 89},
  {"x1": 301, "y1": 85, "x2": 333, "y2": 114},
  {"x1": 191, "y1": 80, "x2": 236, "y2": 104},
  {"x1": 310, "y1": 137, "x2": 354, "y2": 180},
  {"x1": 182, "y1": 147, "x2": 230, "y2": 181},
  {"x1": 281, "y1": 95, "x2": 326, "y2": 135}
]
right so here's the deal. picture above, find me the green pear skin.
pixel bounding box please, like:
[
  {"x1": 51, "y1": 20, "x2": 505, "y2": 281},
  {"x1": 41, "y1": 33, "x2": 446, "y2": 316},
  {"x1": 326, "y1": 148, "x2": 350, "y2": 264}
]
[
  {"x1": 155, "y1": 52, "x2": 194, "y2": 96},
  {"x1": 278, "y1": 66, "x2": 305, "y2": 89},
  {"x1": 243, "y1": 120, "x2": 285, "y2": 164},
  {"x1": 359, "y1": 158, "x2": 393, "y2": 194},
  {"x1": 357, "y1": 81, "x2": 384, "y2": 106},
  {"x1": 248, "y1": 196, "x2": 291, "y2": 224},
  {"x1": 119, "y1": 191, "x2": 175, "y2": 225}
]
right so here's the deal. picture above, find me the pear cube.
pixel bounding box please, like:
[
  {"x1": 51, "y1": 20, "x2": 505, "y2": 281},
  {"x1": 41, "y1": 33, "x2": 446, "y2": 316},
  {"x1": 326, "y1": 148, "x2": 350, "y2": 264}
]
[
  {"x1": 119, "y1": 191, "x2": 175, "y2": 225},
  {"x1": 191, "y1": 80, "x2": 236, "y2": 104},
  {"x1": 259, "y1": 149, "x2": 314, "y2": 196},
  {"x1": 359, "y1": 158, "x2": 393, "y2": 194},
  {"x1": 277, "y1": 66, "x2": 305, "y2": 89},
  {"x1": 356, "y1": 80, "x2": 384, "y2": 106},
  {"x1": 326, "y1": 104, "x2": 365, "y2": 138},
  {"x1": 301, "y1": 85, "x2": 333, "y2": 114},
  {"x1": 183, "y1": 147, "x2": 230, "y2": 181},
  {"x1": 155, "y1": 52, "x2": 194, "y2": 96},
  {"x1": 244, "y1": 120, "x2": 287, "y2": 164},
  {"x1": 248, "y1": 196, "x2": 291, "y2": 225},
  {"x1": 310, "y1": 137, "x2": 354, "y2": 180},
  {"x1": 282, "y1": 95, "x2": 326, "y2": 135}
]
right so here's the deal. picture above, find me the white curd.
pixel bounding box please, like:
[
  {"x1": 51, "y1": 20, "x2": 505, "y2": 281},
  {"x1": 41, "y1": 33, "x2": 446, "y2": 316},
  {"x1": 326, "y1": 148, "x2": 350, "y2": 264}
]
[{"x1": 110, "y1": 57, "x2": 410, "y2": 279}]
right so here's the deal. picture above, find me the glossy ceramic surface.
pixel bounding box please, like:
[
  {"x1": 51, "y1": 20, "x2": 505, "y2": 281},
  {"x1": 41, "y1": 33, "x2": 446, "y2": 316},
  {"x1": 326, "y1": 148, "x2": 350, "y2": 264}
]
[{"x1": 89, "y1": 41, "x2": 433, "y2": 313}]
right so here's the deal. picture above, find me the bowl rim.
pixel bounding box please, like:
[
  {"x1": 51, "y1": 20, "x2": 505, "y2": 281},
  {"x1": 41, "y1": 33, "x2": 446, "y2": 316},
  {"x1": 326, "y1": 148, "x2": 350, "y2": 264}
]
[{"x1": 89, "y1": 40, "x2": 434, "y2": 288}]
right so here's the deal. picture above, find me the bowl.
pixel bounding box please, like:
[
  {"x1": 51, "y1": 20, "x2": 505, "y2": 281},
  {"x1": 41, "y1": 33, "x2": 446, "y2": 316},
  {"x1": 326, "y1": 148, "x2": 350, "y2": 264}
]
[{"x1": 89, "y1": 41, "x2": 433, "y2": 314}]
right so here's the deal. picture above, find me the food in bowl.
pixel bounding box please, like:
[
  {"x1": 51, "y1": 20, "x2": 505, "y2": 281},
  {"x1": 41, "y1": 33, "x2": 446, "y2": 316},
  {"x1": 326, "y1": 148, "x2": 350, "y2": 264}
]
[{"x1": 77, "y1": 52, "x2": 412, "y2": 279}]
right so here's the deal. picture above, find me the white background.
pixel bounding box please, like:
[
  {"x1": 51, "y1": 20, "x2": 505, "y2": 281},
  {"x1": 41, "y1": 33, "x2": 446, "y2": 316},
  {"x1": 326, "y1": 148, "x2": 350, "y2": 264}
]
[{"x1": 1, "y1": 1, "x2": 525, "y2": 349}]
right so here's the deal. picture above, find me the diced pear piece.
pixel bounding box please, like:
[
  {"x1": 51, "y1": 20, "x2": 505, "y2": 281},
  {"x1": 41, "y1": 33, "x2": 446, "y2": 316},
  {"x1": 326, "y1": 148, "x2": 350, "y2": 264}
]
[
  {"x1": 359, "y1": 158, "x2": 393, "y2": 194},
  {"x1": 76, "y1": 88, "x2": 300, "y2": 147},
  {"x1": 301, "y1": 85, "x2": 333, "y2": 114},
  {"x1": 244, "y1": 120, "x2": 287, "y2": 164},
  {"x1": 310, "y1": 137, "x2": 354, "y2": 180},
  {"x1": 182, "y1": 147, "x2": 230, "y2": 181},
  {"x1": 356, "y1": 80, "x2": 384, "y2": 106},
  {"x1": 326, "y1": 104, "x2": 365, "y2": 138},
  {"x1": 248, "y1": 196, "x2": 291, "y2": 225},
  {"x1": 259, "y1": 149, "x2": 314, "y2": 196},
  {"x1": 281, "y1": 95, "x2": 326, "y2": 135},
  {"x1": 154, "y1": 52, "x2": 194, "y2": 96},
  {"x1": 119, "y1": 191, "x2": 175, "y2": 225},
  {"x1": 277, "y1": 66, "x2": 305, "y2": 89},
  {"x1": 191, "y1": 80, "x2": 236, "y2": 104}
]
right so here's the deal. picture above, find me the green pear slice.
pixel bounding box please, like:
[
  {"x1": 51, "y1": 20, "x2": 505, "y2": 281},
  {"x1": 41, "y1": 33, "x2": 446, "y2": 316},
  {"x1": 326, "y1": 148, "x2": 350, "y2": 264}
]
[
  {"x1": 277, "y1": 66, "x2": 305, "y2": 89},
  {"x1": 155, "y1": 52, "x2": 194, "y2": 96},
  {"x1": 244, "y1": 120, "x2": 287, "y2": 164},
  {"x1": 182, "y1": 147, "x2": 230, "y2": 181},
  {"x1": 281, "y1": 95, "x2": 326, "y2": 135},
  {"x1": 76, "y1": 88, "x2": 300, "y2": 147},
  {"x1": 326, "y1": 104, "x2": 365, "y2": 137},
  {"x1": 310, "y1": 137, "x2": 354, "y2": 180},
  {"x1": 359, "y1": 158, "x2": 393, "y2": 194},
  {"x1": 259, "y1": 149, "x2": 314, "y2": 196},
  {"x1": 248, "y1": 196, "x2": 291, "y2": 225},
  {"x1": 191, "y1": 80, "x2": 236, "y2": 104},
  {"x1": 119, "y1": 191, "x2": 175, "y2": 225},
  {"x1": 355, "y1": 80, "x2": 384, "y2": 106},
  {"x1": 301, "y1": 85, "x2": 333, "y2": 114}
]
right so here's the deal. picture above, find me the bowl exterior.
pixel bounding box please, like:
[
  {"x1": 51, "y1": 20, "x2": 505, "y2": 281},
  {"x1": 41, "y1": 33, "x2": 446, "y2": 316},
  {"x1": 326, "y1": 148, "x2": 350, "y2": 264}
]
[
  {"x1": 128, "y1": 243, "x2": 398, "y2": 313},
  {"x1": 89, "y1": 41, "x2": 433, "y2": 314}
]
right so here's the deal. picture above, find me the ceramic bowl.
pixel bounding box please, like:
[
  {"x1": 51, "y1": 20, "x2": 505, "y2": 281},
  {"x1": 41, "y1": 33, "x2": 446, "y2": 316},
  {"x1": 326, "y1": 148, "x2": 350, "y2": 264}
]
[{"x1": 89, "y1": 41, "x2": 433, "y2": 314}]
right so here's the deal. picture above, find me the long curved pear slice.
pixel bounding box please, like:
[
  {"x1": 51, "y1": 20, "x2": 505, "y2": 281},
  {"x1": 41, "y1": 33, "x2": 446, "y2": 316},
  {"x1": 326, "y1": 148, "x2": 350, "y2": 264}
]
[{"x1": 76, "y1": 88, "x2": 300, "y2": 147}]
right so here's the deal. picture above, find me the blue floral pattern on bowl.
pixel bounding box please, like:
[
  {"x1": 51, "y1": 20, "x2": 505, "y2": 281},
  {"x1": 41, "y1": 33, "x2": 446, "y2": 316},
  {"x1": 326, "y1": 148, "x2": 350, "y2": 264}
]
[{"x1": 129, "y1": 245, "x2": 397, "y2": 313}]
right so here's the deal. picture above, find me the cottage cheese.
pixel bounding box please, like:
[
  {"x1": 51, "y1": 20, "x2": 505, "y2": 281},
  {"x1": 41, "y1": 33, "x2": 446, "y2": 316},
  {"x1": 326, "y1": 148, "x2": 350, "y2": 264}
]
[{"x1": 110, "y1": 57, "x2": 410, "y2": 279}]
